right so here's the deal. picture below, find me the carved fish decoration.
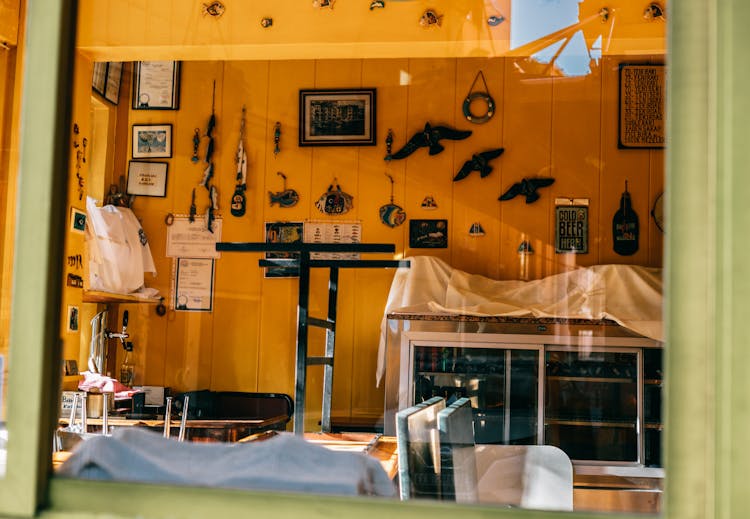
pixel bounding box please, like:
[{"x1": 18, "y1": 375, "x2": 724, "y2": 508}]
[
  {"x1": 269, "y1": 189, "x2": 300, "y2": 208},
  {"x1": 453, "y1": 148, "x2": 505, "y2": 181},
  {"x1": 388, "y1": 122, "x2": 472, "y2": 160},
  {"x1": 498, "y1": 177, "x2": 555, "y2": 204}
]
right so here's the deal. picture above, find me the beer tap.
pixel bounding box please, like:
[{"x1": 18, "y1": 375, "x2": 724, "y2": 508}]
[{"x1": 106, "y1": 310, "x2": 129, "y2": 346}]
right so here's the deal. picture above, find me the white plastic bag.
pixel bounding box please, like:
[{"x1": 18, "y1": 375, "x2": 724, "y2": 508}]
[{"x1": 85, "y1": 196, "x2": 156, "y2": 294}]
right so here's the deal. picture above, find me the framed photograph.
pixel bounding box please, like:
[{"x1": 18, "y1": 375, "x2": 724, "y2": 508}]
[
  {"x1": 132, "y1": 60, "x2": 181, "y2": 110},
  {"x1": 66, "y1": 305, "x2": 79, "y2": 333},
  {"x1": 127, "y1": 161, "x2": 168, "y2": 197},
  {"x1": 92, "y1": 62, "x2": 107, "y2": 96},
  {"x1": 618, "y1": 63, "x2": 665, "y2": 149},
  {"x1": 299, "y1": 88, "x2": 376, "y2": 146},
  {"x1": 70, "y1": 207, "x2": 86, "y2": 234},
  {"x1": 264, "y1": 222, "x2": 303, "y2": 278},
  {"x1": 104, "y1": 61, "x2": 123, "y2": 105},
  {"x1": 132, "y1": 124, "x2": 172, "y2": 158},
  {"x1": 409, "y1": 219, "x2": 448, "y2": 249}
]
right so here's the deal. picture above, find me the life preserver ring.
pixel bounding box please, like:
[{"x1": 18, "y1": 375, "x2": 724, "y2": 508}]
[{"x1": 463, "y1": 91, "x2": 495, "y2": 124}]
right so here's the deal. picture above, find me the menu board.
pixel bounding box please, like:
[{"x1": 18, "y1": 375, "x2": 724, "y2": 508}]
[{"x1": 619, "y1": 64, "x2": 665, "y2": 148}]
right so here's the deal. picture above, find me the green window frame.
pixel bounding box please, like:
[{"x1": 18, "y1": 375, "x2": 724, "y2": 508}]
[{"x1": 2, "y1": 0, "x2": 747, "y2": 518}]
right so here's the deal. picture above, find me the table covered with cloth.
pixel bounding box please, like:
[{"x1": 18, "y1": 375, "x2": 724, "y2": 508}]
[
  {"x1": 58, "y1": 427, "x2": 396, "y2": 497},
  {"x1": 377, "y1": 256, "x2": 663, "y2": 384}
]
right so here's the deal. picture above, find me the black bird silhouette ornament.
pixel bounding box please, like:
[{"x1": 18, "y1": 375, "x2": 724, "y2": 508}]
[
  {"x1": 498, "y1": 177, "x2": 555, "y2": 204},
  {"x1": 453, "y1": 148, "x2": 505, "y2": 181},
  {"x1": 388, "y1": 122, "x2": 472, "y2": 160}
]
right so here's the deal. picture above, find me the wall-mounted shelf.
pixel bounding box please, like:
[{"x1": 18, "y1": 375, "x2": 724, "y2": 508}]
[{"x1": 82, "y1": 290, "x2": 161, "y2": 304}]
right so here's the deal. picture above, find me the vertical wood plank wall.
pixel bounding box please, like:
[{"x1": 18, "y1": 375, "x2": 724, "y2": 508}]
[{"x1": 66, "y1": 56, "x2": 664, "y2": 427}]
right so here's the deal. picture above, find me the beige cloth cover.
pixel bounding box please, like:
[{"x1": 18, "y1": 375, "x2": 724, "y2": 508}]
[{"x1": 378, "y1": 256, "x2": 663, "y2": 384}]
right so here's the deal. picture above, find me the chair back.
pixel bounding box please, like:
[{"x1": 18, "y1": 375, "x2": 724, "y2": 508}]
[
  {"x1": 437, "y1": 397, "x2": 479, "y2": 503},
  {"x1": 395, "y1": 396, "x2": 445, "y2": 500}
]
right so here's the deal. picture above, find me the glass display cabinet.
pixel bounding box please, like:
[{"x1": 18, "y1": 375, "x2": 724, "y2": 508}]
[{"x1": 387, "y1": 317, "x2": 663, "y2": 474}]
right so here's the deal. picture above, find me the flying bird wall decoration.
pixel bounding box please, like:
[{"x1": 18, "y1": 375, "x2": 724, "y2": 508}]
[
  {"x1": 453, "y1": 148, "x2": 505, "y2": 181},
  {"x1": 498, "y1": 177, "x2": 555, "y2": 204},
  {"x1": 388, "y1": 122, "x2": 472, "y2": 160}
]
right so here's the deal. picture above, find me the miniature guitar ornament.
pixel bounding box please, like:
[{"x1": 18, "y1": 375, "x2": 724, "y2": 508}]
[{"x1": 388, "y1": 122, "x2": 471, "y2": 159}]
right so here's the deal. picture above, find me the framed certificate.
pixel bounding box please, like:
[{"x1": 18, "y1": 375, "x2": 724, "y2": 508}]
[
  {"x1": 174, "y1": 258, "x2": 214, "y2": 312},
  {"x1": 132, "y1": 61, "x2": 181, "y2": 110},
  {"x1": 92, "y1": 62, "x2": 107, "y2": 96},
  {"x1": 104, "y1": 61, "x2": 123, "y2": 105},
  {"x1": 126, "y1": 161, "x2": 168, "y2": 197}
]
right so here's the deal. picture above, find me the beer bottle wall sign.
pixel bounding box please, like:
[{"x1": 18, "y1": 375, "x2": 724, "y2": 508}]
[
  {"x1": 612, "y1": 182, "x2": 639, "y2": 256},
  {"x1": 555, "y1": 199, "x2": 589, "y2": 254}
]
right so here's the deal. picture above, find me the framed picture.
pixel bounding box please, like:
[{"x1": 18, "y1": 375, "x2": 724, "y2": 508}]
[
  {"x1": 299, "y1": 88, "x2": 376, "y2": 146},
  {"x1": 132, "y1": 60, "x2": 181, "y2": 110},
  {"x1": 127, "y1": 161, "x2": 168, "y2": 197},
  {"x1": 66, "y1": 305, "x2": 79, "y2": 333},
  {"x1": 618, "y1": 63, "x2": 665, "y2": 148},
  {"x1": 92, "y1": 62, "x2": 107, "y2": 96},
  {"x1": 264, "y1": 222, "x2": 303, "y2": 278},
  {"x1": 132, "y1": 124, "x2": 172, "y2": 158},
  {"x1": 70, "y1": 207, "x2": 86, "y2": 234},
  {"x1": 409, "y1": 219, "x2": 448, "y2": 248},
  {"x1": 104, "y1": 61, "x2": 123, "y2": 104}
]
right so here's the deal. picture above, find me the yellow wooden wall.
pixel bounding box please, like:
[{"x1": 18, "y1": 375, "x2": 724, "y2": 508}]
[{"x1": 73, "y1": 56, "x2": 665, "y2": 429}]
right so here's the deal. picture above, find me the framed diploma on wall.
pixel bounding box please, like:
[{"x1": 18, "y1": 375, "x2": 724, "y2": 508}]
[{"x1": 132, "y1": 61, "x2": 181, "y2": 110}]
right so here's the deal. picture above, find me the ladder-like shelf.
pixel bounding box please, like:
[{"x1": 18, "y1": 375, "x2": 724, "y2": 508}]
[{"x1": 216, "y1": 241, "x2": 409, "y2": 435}]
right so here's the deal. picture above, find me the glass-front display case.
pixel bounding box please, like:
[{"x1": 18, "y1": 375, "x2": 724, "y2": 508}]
[
  {"x1": 391, "y1": 324, "x2": 663, "y2": 472},
  {"x1": 411, "y1": 345, "x2": 541, "y2": 444},
  {"x1": 544, "y1": 348, "x2": 639, "y2": 464}
]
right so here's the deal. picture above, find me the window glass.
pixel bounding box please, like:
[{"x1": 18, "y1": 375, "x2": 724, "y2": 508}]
[{"x1": 50, "y1": 2, "x2": 665, "y2": 515}]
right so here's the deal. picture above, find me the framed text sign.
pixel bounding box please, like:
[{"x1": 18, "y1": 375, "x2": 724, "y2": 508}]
[
  {"x1": 555, "y1": 202, "x2": 589, "y2": 254},
  {"x1": 618, "y1": 64, "x2": 665, "y2": 148}
]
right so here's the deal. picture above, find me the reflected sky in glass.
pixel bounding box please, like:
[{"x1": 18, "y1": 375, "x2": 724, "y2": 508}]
[{"x1": 511, "y1": 0, "x2": 602, "y2": 76}]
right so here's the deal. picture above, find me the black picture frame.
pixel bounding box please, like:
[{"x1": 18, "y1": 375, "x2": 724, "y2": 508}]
[
  {"x1": 92, "y1": 62, "x2": 107, "y2": 96},
  {"x1": 409, "y1": 219, "x2": 448, "y2": 249},
  {"x1": 264, "y1": 221, "x2": 304, "y2": 278},
  {"x1": 132, "y1": 61, "x2": 181, "y2": 110},
  {"x1": 299, "y1": 88, "x2": 376, "y2": 146},
  {"x1": 126, "y1": 161, "x2": 169, "y2": 197},
  {"x1": 131, "y1": 124, "x2": 172, "y2": 159},
  {"x1": 618, "y1": 63, "x2": 665, "y2": 149},
  {"x1": 104, "y1": 62, "x2": 123, "y2": 105}
]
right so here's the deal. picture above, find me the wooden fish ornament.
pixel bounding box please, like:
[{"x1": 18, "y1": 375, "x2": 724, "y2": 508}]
[
  {"x1": 269, "y1": 172, "x2": 299, "y2": 208},
  {"x1": 316, "y1": 178, "x2": 353, "y2": 215}
]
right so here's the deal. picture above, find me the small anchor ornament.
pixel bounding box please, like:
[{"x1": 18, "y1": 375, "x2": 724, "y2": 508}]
[
  {"x1": 379, "y1": 173, "x2": 406, "y2": 228},
  {"x1": 269, "y1": 172, "x2": 299, "y2": 208},
  {"x1": 316, "y1": 178, "x2": 353, "y2": 215}
]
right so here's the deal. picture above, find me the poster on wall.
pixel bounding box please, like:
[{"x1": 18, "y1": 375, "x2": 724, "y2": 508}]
[
  {"x1": 173, "y1": 257, "x2": 214, "y2": 312},
  {"x1": 303, "y1": 220, "x2": 362, "y2": 260},
  {"x1": 264, "y1": 221, "x2": 303, "y2": 278},
  {"x1": 409, "y1": 219, "x2": 448, "y2": 248},
  {"x1": 555, "y1": 199, "x2": 589, "y2": 254}
]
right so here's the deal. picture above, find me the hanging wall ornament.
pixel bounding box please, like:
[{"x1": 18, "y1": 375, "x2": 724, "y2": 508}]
[
  {"x1": 420, "y1": 9, "x2": 443, "y2": 28},
  {"x1": 269, "y1": 171, "x2": 299, "y2": 208},
  {"x1": 384, "y1": 128, "x2": 393, "y2": 161},
  {"x1": 273, "y1": 122, "x2": 281, "y2": 156},
  {"x1": 189, "y1": 188, "x2": 197, "y2": 222},
  {"x1": 230, "y1": 105, "x2": 248, "y2": 217},
  {"x1": 313, "y1": 0, "x2": 334, "y2": 8},
  {"x1": 379, "y1": 173, "x2": 406, "y2": 228},
  {"x1": 315, "y1": 178, "x2": 353, "y2": 215},
  {"x1": 612, "y1": 180, "x2": 639, "y2": 255},
  {"x1": 191, "y1": 128, "x2": 200, "y2": 162},
  {"x1": 369, "y1": 0, "x2": 385, "y2": 9},
  {"x1": 389, "y1": 122, "x2": 472, "y2": 159},
  {"x1": 202, "y1": 1, "x2": 225, "y2": 17},
  {"x1": 421, "y1": 195, "x2": 438, "y2": 210},
  {"x1": 463, "y1": 71, "x2": 496, "y2": 124},
  {"x1": 453, "y1": 147, "x2": 505, "y2": 181},
  {"x1": 207, "y1": 184, "x2": 219, "y2": 233}
]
